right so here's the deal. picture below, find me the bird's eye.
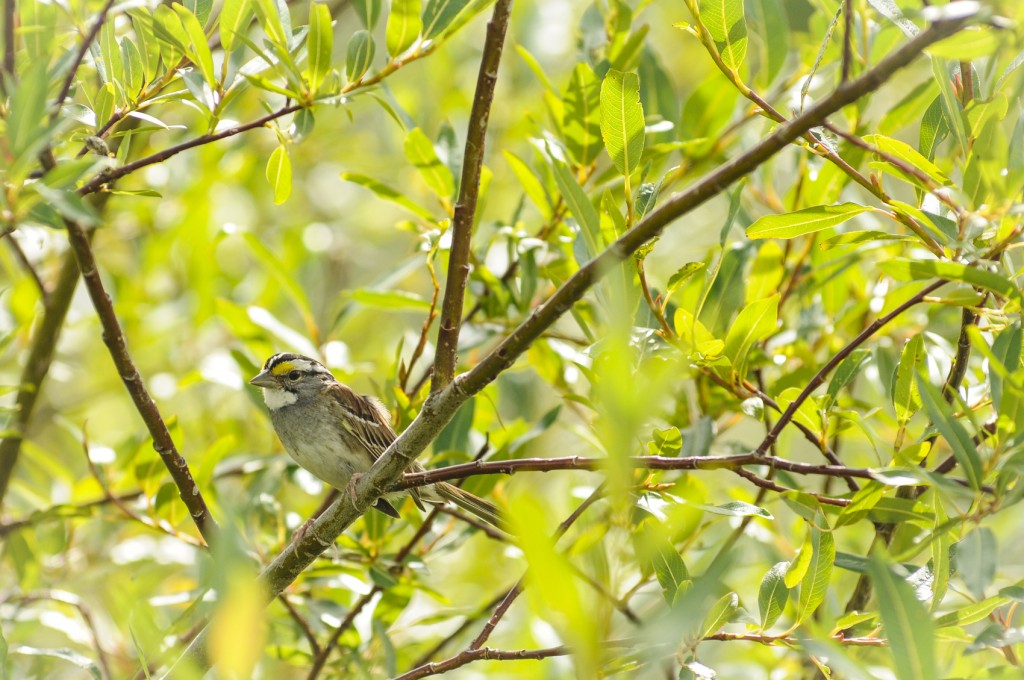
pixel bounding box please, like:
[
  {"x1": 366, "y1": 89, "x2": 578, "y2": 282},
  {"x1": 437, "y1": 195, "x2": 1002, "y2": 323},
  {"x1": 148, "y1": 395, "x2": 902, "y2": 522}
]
[{"x1": 288, "y1": 370, "x2": 301, "y2": 381}]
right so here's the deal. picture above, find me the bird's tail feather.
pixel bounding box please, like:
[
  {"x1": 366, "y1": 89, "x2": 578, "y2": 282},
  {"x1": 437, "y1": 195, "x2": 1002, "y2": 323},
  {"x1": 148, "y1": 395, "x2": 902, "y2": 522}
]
[{"x1": 434, "y1": 482, "x2": 502, "y2": 529}]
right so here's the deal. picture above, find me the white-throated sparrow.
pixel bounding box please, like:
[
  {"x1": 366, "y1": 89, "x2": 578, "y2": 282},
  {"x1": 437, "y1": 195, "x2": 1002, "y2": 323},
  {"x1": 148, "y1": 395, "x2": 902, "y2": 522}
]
[{"x1": 250, "y1": 352, "x2": 500, "y2": 526}]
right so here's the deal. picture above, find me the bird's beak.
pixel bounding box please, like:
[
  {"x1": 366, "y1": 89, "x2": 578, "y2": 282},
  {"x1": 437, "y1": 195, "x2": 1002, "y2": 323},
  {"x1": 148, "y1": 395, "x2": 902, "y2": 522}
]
[{"x1": 249, "y1": 369, "x2": 278, "y2": 389}]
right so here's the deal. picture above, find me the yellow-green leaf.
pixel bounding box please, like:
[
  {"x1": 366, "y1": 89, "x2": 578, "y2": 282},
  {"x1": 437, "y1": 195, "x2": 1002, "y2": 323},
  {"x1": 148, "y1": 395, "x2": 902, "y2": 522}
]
[
  {"x1": 600, "y1": 69, "x2": 644, "y2": 177},
  {"x1": 346, "y1": 30, "x2": 376, "y2": 83},
  {"x1": 868, "y1": 555, "x2": 936, "y2": 680},
  {"x1": 702, "y1": 0, "x2": 748, "y2": 71},
  {"x1": 723, "y1": 293, "x2": 778, "y2": 379},
  {"x1": 386, "y1": 0, "x2": 421, "y2": 57},
  {"x1": 746, "y1": 203, "x2": 870, "y2": 240},
  {"x1": 404, "y1": 128, "x2": 454, "y2": 201},
  {"x1": 266, "y1": 145, "x2": 292, "y2": 204},
  {"x1": 306, "y1": 3, "x2": 333, "y2": 92}
]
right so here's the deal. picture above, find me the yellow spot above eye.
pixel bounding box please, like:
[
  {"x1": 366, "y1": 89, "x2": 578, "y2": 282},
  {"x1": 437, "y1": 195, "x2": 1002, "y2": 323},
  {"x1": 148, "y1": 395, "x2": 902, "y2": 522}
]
[{"x1": 270, "y1": 361, "x2": 296, "y2": 376}]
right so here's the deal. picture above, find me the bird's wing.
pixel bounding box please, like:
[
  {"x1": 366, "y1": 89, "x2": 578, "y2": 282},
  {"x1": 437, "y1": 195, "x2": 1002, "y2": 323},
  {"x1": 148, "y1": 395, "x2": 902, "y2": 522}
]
[{"x1": 325, "y1": 382, "x2": 397, "y2": 461}]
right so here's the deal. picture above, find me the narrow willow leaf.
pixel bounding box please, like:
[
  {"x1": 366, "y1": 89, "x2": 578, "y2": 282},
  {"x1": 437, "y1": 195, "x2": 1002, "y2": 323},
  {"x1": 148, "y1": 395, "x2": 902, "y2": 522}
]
[
  {"x1": 919, "y1": 96, "x2": 949, "y2": 160},
  {"x1": 341, "y1": 172, "x2": 435, "y2": 220},
  {"x1": 173, "y1": 5, "x2": 216, "y2": 88},
  {"x1": 926, "y1": 27, "x2": 999, "y2": 60},
  {"x1": 421, "y1": 0, "x2": 470, "y2": 39},
  {"x1": 746, "y1": 203, "x2": 870, "y2": 240},
  {"x1": 503, "y1": 151, "x2": 551, "y2": 219},
  {"x1": 818, "y1": 230, "x2": 912, "y2": 249},
  {"x1": 989, "y1": 323, "x2": 1022, "y2": 413},
  {"x1": 915, "y1": 371, "x2": 983, "y2": 490},
  {"x1": 796, "y1": 521, "x2": 835, "y2": 624},
  {"x1": 219, "y1": 0, "x2": 253, "y2": 52},
  {"x1": 31, "y1": 183, "x2": 101, "y2": 227},
  {"x1": 785, "y1": 527, "x2": 813, "y2": 588},
  {"x1": 892, "y1": 259, "x2": 1022, "y2": 305},
  {"x1": 19, "y1": 0, "x2": 57, "y2": 61},
  {"x1": 646, "y1": 529, "x2": 688, "y2": 603},
  {"x1": 548, "y1": 152, "x2": 601, "y2": 261},
  {"x1": 152, "y1": 5, "x2": 190, "y2": 54},
  {"x1": 120, "y1": 38, "x2": 145, "y2": 96},
  {"x1": 697, "y1": 501, "x2": 772, "y2": 518},
  {"x1": 835, "y1": 481, "x2": 885, "y2": 528},
  {"x1": 386, "y1": 0, "x2": 421, "y2": 57},
  {"x1": 266, "y1": 145, "x2": 292, "y2": 204},
  {"x1": 702, "y1": 0, "x2": 747, "y2": 71},
  {"x1": 100, "y1": 21, "x2": 124, "y2": 88},
  {"x1": 563, "y1": 63, "x2": 602, "y2": 167},
  {"x1": 352, "y1": 0, "x2": 384, "y2": 29},
  {"x1": 933, "y1": 595, "x2": 1009, "y2": 628},
  {"x1": 932, "y1": 58, "x2": 969, "y2": 154},
  {"x1": 826, "y1": 349, "x2": 870, "y2": 404},
  {"x1": 931, "y1": 497, "x2": 951, "y2": 608},
  {"x1": 700, "y1": 592, "x2": 739, "y2": 638},
  {"x1": 346, "y1": 30, "x2": 376, "y2": 82},
  {"x1": 94, "y1": 82, "x2": 116, "y2": 132},
  {"x1": 130, "y1": 10, "x2": 162, "y2": 82},
  {"x1": 746, "y1": 0, "x2": 786, "y2": 87},
  {"x1": 722, "y1": 294, "x2": 778, "y2": 379},
  {"x1": 863, "y1": 134, "x2": 951, "y2": 187},
  {"x1": 667, "y1": 262, "x2": 704, "y2": 294},
  {"x1": 868, "y1": 555, "x2": 936, "y2": 680},
  {"x1": 306, "y1": 3, "x2": 333, "y2": 92},
  {"x1": 892, "y1": 334, "x2": 925, "y2": 425},
  {"x1": 956, "y1": 528, "x2": 996, "y2": 600},
  {"x1": 758, "y1": 562, "x2": 790, "y2": 630},
  {"x1": 599, "y1": 69, "x2": 644, "y2": 177},
  {"x1": 7, "y1": 61, "x2": 49, "y2": 157},
  {"x1": 404, "y1": 128, "x2": 454, "y2": 200},
  {"x1": 8, "y1": 646, "x2": 101, "y2": 679},
  {"x1": 348, "y1": 289, "x2": 432, "y2": 311}
]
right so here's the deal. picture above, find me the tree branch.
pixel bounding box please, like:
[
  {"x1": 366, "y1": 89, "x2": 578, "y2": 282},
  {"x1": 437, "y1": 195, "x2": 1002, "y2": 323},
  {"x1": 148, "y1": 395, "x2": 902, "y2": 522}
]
[
  {"x1": 164, "y1": 16, "x2": 971, "y2": 675},
  {"x1": 0, "y1": 251, "x2": 79, "y2": 509},
  {"x1": 64, "y1": 219, "x2": 217, "y2": 545},
  {"x1": 431, "y1": 0, "x2": 515, "y2": 391}
]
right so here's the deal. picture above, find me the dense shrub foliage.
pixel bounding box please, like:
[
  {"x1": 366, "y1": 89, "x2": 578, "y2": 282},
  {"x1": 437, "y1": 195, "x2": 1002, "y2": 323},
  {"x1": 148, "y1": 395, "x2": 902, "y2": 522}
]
[{"x1": 1, "y1": 0, "x2": 1023, "y2": 677}]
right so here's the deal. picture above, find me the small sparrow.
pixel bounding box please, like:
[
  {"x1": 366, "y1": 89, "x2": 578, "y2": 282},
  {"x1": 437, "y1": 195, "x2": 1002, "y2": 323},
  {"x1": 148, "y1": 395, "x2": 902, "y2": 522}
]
[{"x1": 250, "y1": 353, "x2": 500, "y2": 526}]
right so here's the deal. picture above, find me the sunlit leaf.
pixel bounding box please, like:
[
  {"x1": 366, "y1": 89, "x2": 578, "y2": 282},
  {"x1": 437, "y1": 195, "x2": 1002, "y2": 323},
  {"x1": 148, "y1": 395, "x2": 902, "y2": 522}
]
[
  {"x1": 868, "y1": 555, "x2": 936, "y2": 680},
  {"x1": 701, "y1": 0, "x2": 747, "y2": 71},
  {"x1": 746, "y1": 203, "x2": 871, "y2": 240},
  {"x1": 265, "y1": 145, "x2": 292, "y2": 204},
  {"x1": 758, "y1": 562, "x2": 789, "y2": 630},
  {"x1": 387, "y1": 0, "x2": 422, "y2": 57},
  {"x1": 599, "y1": 69, "x2": 645, "y2": 177}
]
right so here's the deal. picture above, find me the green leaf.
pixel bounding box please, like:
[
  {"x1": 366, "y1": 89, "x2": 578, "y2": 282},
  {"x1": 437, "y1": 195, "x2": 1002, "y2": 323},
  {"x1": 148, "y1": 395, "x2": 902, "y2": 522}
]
[
  {"x1": 421, "y1": 0, "x2": 470, "y2": 39},
  {"x1": 30, "y1": 183, "x2": 101, "y2": 227},
  {"x1": 796, "y1": 519, "x2": 834, "y2": 624},
  {"x1": 19, "y1": 0, "x2": 57, "y2": 62},
  {"x1": 758, "y1": 562, "x2": 789, "y2": 630},
  {"x1": 722, "y1": 294, "x2": 778, "y2": 379},
  {"x1": 129, "y1": 10, "x2": 162, "y2": 82},
  {"x1": 120, "y1": 38, "x2": 145, "y2": 97},
  {"x1": 346, "y1": 30, "x2": 376, "y2": 82},
  {"x1": 835, "y1": 481, "x2": 885, "y2": 528},
  {"x1": 386, "y1": 0, "x2": 422, "y2": 57},
  {"x1": 919, "y1": 96, "x2": 949, "y2": 160},
  {"x1": 352, "y1": 0, "x2": 384, "y2": 29},
  {"x1": 253, "y1": 0, "x2": 290, "y2": 48},
  {"x1": 563, "y1": 63, "x2": 603, "y2": 166},
  {"x1": 7, "y1": 60, "x2": 49, "y2": 158},
  {"x1": 404, "y1": 128, "x2": 455, "y2": 201},
  {"x1": 547, "y1": 151, "x2": 601, "y2": 262},
  {"x1": 878, "y1": 259, "x2": 1022, "y2": 305},
  {"x1": 933, "y1": 595, "x2": 1009, "y2": 628},
  {"x1": 100, "y1": 20, "x2": 125, "y2": 87},
  {"x1": 173, "y1": 4, "x2": 216, "y2": 88},
  {"x1": 868, "y1": 555, "x2": 936, "y2": 680},
  {"x1": 702, "y1": 0, "x2": 747, "y2": 71},
  {"x1": 667, "y1": 262, "x2": 705, "y2": 294},
  {"x1": 915, "y1": 371, "x2": 983, "y2": 490},
  {"x1": 826, "y1": 349, "x2": 870, "y2": 404},
  {"x1": 700, "y1": 592, "x2": 738, "y2": 638},
  {"x1": 863, "y1": 134, "x2": 951, "y2": 187},
  {"x1": 698, "y1": 501, "x2": 772, "y2": 518},
  {"x1": 956, "y1": 528, "x2": 996, "y2": 600},
  {"x1": 892, "y1": 334, "x2": 925, "y2": 425},
  {"x1": 931, "y1": 497, "x2": 951, "y2": 608},
  {"x1": 785, "y1": 526, "x2": 813, "y2": 588},
  {"x1": 347, "y1": 289, "x2": 432, "y2": 311},
  {"x1": 926, "y1": 27, "x2": 999, "y2": 61},
  {"x1": 152, "y1": 5, "x2": 190, "y2": 55},
  {"x1": 8, "y1": 646, "x2": 101, "y2": 679},
  {"x1": 341, "y1": 172, "x2": 435, "y2": 220},
  {"x1": 599, "y1": 69, "x2": 645, "y2": 177},
  {"x1": 306, "y1": 3, "x2": 334, "y2": 92},
  {"x1": 219, "y1": 0, "x2": 253, "y2": 52},
  {"x1": 646, "y1": 527, "x2": 689, "y2": 603},
  {"x1": 746, "y1": 203, "x2": 871, "y2": 240},
  {"x1": 504, "y1": 151, "x2": 551, "y2": 219},
  {"x1": 265, "y1": 145, "x2": 292, "y2": 204},
  {"x1": 746, "y1": 0, "x2": 786, "y2": 87}
]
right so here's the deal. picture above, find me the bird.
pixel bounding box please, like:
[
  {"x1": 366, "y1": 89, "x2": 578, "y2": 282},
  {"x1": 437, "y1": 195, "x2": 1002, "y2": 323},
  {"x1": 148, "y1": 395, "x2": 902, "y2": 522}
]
[{"x1": 249, "y1": 352, "x2": 501, "y2": 527}]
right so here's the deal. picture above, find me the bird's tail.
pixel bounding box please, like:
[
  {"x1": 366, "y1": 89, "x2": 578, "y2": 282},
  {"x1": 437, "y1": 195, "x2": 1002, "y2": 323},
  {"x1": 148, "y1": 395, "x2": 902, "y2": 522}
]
[{"x1": 434, "y1": 482, "x2": 502, "y2": 529}]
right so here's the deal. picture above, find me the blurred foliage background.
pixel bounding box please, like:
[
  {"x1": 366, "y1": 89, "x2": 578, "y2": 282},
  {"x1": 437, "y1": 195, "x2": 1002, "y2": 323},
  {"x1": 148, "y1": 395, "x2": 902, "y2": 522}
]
[{"x1": 2, "y1": 0, "x2": 1024, "y2": 678}]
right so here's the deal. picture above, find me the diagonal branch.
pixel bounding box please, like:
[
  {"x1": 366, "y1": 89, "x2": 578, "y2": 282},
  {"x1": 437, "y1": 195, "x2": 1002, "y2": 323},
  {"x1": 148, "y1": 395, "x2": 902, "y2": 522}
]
[
  {"x1": 53, "y1": 0, "x2": 118, "y2": 113},
  {"x1": 431, "y1": 0, "x2": 515, "y2": 391},
  {"x1": 0, "y1": 251, "x2": 80, "y2": 509},
  {"x1": 163, "y1": 16, "x2": 971, "y2": 675},
  {"x1": 64, "y1": 219, "x2": 217, "y2": 545}
]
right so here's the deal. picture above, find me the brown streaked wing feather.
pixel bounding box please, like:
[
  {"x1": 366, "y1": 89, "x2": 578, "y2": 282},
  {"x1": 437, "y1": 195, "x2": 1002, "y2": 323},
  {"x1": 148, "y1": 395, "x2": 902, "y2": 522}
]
[{"x1": 326, "y1": 383, "x2": 397, "y2": 459}]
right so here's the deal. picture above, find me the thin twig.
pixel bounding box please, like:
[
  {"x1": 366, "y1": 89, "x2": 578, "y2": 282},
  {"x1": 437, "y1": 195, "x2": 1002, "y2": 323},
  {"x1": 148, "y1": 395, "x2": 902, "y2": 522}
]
[
  {"x1": 755, "y1": 280, "x2": 945, "y2": 455},
  {"x1": 431, "y1": 0, "x2": 515, "y2": 391},
  {"x1": 393, "y1": 641, "x2": 636, "y2": 680},
  {"x1": 4, "y1": 237, "x2": 49, "y2": 301},
  {"x1": 53, "y1": 0, "x2": 118, "y2": 113},
  {"x1": 64, "y1": 219, "x2": 217, "y2": 545}
]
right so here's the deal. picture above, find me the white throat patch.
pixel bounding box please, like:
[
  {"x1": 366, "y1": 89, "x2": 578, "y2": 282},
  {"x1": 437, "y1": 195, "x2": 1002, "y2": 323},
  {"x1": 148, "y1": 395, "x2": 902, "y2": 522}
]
[{"x1": 262, "y1": 387, "x2": 298, "y2": 410}]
